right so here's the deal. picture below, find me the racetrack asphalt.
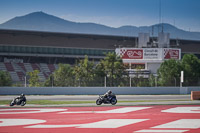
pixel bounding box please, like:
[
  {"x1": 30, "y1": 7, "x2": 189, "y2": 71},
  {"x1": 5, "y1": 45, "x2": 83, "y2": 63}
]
[
  {"x1": 1, "y1": 105, "x2": 200, "y2": 133},
  {"x1": 0, "y1": 95, "x2": 200, "y2": 107},
  {"x1": 0, "y1": 95, "x2": 192, "y2": 101}
]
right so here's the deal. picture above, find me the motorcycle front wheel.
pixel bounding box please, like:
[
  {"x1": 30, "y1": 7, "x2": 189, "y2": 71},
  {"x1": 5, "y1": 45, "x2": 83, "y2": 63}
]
[
  {"x1": 96, "y1": 99, "x2": 102, "y2": 105},
  {"x1": 111, "y1": 99, "x2": 117, "y2": 105},
  {"x1": 10, "y1": 101, "x2": 14, "y2": 106}
]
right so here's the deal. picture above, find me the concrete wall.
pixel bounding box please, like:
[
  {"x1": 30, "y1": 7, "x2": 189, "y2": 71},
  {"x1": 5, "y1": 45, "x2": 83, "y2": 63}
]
[{"x1": 0, "y1": 87, "x2": 200, "y2": 95}]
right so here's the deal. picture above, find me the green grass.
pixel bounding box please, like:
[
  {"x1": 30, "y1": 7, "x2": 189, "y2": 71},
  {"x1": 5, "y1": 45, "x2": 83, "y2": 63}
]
[
  {"x1": 0, "y1": 100, "x2": 10, "y2": 105},
  {"x1": 0, "y1": 99, "x2": 191, "y2": 105}
]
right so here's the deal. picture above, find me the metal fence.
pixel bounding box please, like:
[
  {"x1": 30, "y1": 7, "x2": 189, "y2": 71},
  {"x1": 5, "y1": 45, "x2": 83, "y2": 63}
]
[{"x1": 12, "y1": 76, "x2": 200, "y2": 87}]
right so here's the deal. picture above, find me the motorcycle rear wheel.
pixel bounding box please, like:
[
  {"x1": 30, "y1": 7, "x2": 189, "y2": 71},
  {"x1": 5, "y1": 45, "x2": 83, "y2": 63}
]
[{"x1": 96, "y1": 99, "x2": 102, "y2": 105}]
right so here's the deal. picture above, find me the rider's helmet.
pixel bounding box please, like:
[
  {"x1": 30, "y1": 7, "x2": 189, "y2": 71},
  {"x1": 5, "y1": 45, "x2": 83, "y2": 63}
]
[
  {"x1": 20, "y1": 93, "x2": 25, "y2": 98},
  {"x1": 108, "y1": 90, "x2": 112, "y2": 94}
]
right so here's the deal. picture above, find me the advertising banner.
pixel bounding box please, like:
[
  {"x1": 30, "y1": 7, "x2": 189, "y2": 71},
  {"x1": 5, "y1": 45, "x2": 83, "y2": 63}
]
[
  {"x1": 120, "y1": 49, "x2": 143, "y2": 59},
  {"x1": 163, "y1": 48, "x2": 180, "y2": 60},
  {"x1": 116, "y1": 48, "x2": 181, "y2": 61}
]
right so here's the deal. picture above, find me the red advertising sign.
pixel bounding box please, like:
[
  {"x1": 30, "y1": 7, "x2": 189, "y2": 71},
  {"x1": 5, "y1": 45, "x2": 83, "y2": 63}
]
[
  {"x1": 164, "y1": 49, "x2": 180, "y2": 59},
  {"x1": 121, "y1": 49, "x2": 143, "y2": 59}
]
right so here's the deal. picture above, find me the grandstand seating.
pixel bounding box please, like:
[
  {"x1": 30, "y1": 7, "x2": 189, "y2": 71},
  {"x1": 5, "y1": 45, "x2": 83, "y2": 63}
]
[
  {"x1": 24, "y1": 63, "x2": 33, "y2": 72},
  {"x1": 0, "y1": 62, "x2": 6, "y2": 71},
  {"x1": 17, "y1": 71, "x2": 24, "y2": 81},
  {"x1": 38, "y1": 72, "x2": 46, "y2": 81},
  {"x1": 48, "y1": 64, "x2": 56, "y2": 73},
  {"x1": 12, "y1": 62, "x2": 23, "y2": 72},
  {"x1": 0, "y1": 62, "x2": 58, "y2": 82},
  {"x1": 10, "y1": 71, "x2": 19, "y2": 81},
  {"x1": 4, "y1": 62, "x2": 14, "y2": 71},
  {"x1": 31, "y1": 63, "x2": 40, "y2": 71},
  {"x1": 17, "y1": 63, "x2": 26, "y2": 71},
  {"x1": 40, "y1": 63, "x2": 50, "y2": 73}
]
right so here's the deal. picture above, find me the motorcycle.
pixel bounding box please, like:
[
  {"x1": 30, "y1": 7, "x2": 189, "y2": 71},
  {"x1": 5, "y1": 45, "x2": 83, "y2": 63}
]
[
  {"x1": 96, "y1": 93, "x2": 117, "y2": 105},
  {"x1": 10, "y1": 97, "x2": 26, "y2": 106}
]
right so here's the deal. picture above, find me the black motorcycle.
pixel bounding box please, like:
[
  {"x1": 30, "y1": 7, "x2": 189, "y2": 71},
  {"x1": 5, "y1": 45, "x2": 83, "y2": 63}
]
[
  {"x1": 96, "y1": 94, "x2": 117, "y2": 105},
  {"x1": 10, "y1": 97, "x2": 26, "y2": 106}
]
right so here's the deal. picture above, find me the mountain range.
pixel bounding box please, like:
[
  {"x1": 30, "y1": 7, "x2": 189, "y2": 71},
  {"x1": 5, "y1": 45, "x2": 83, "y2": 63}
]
[{"x1": 0, "y1": 11, "x2": 200, "y2": 40}]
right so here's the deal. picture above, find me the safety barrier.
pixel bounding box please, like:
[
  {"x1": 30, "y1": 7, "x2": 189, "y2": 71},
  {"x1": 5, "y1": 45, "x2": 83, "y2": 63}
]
[{"x1": 0, "y1": 87, "x2": 200, "y2": 95}]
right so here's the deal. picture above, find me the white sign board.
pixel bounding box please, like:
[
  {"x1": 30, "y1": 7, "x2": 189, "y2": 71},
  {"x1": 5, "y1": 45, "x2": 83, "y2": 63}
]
[{"x1": 143, "y1": 48, "x2": 162, "y2": 60}]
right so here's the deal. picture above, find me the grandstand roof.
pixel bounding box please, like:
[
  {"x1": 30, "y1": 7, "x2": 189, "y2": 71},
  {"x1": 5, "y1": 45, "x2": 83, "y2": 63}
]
[
  {"x1": 0, "y1": 29, "x2": 136, "y2": 50},
  {"x1": 0, "y1": 29, "x2": 199, "y2": 54}
]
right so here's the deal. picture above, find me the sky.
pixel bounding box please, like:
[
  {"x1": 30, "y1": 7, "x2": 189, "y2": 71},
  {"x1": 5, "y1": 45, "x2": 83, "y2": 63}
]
[{"x1": 0, "y1": 0, "x2": 200, "y2": 32}]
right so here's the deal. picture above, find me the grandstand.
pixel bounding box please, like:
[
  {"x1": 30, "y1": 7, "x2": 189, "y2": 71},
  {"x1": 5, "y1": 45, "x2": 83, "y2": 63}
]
[
  {"x1": 0, "y1": 29, "x2": 200, "y2": 83},
  {"x1": 0, "y1": 62, "x2": 57, "y2": 82}
]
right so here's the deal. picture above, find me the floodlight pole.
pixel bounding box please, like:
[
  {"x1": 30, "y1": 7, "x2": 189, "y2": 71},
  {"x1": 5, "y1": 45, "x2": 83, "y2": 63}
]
[
  {"x1": 24, "y1": 75, "x2": 27, "y2": 87},
  {"x1": 155, "y1": 76, "x2": 157, "y2": 87},
  {"x1": 51, "y1": 76, "x2": 54, "y2": 87},
  {"x1": 180, "y1": 77, "x2": 182, "y2": 87},
  {"x1": 104, "y1": 76, "x2": 106, "y2": 87}
]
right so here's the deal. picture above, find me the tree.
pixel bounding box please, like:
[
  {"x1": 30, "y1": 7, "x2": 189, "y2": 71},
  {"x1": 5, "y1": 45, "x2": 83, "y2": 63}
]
[
  {"x1": 157, "y1": 59, "x2": 182, "y2": 86},
  {"x1": 44, "y1": 74, "x2": 54, "y2": 87},
  {"x1": 0, "y1": 70, "x2": 12, "y2": 86},
  {"x1": 95, "y1": 61, "x2": 107, "y2": 86},
  {"x1": 53, "y1": 64, "x2": 74, "y2": 87},
  {"x1": 73, "y1": 56, "x2": 95, "y2": 86},
  {"x1": 156, "y1": 54, "x2": 200, "y2": 87},
  {"x1": 98, "y1": 52, "x2": 127, "y2": 86},
  {"x1": 27, "y1": 70, "x2": 40, "y2": 87},
  {"x1": 181, "y1": 54, "x2": 200, "y2": 86},
  {"x1": 149, "y1": 74, "x2": 156, "y2": 87}
]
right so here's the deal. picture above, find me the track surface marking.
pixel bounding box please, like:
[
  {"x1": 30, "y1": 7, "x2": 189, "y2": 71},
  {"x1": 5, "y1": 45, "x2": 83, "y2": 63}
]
[{"x1": 0, "y1": 105, "x2": 200, "y2": 133}]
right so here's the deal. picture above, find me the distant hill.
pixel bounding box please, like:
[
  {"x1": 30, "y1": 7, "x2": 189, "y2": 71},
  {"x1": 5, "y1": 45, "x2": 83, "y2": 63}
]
[{"x1": 0, "y1": 11, "x2": 200, "y2": 40}]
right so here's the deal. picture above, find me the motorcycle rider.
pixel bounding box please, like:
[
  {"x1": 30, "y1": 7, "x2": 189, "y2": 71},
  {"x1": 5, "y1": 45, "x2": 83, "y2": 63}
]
[
  {"x1": 16, "y1": 93, "x2": 26, "y2": 104},
  {"x1": 103, "y1": 90, "x2": 113, "y2": 101}
]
